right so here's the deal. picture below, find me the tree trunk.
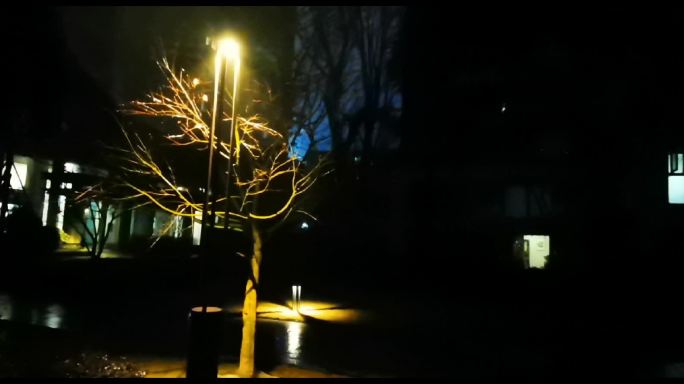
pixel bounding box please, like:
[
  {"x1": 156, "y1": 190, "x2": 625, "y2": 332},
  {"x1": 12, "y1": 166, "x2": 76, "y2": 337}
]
[
  {"x1": 46, "y1": 160, "x2": 64, "y2": 228},
  {"x1": 0, "y1": 149, "x2": 13, "y2": 234},
  {"x1": 95, "y1": 202, "x2": 110, "y2": 259},
  {"x1": 237, "y1": 221, "x2": 263, "y2": 378}
]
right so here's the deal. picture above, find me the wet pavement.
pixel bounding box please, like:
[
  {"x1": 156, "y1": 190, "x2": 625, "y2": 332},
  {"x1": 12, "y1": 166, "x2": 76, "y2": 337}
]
[
  {"x1": 0, "y1": 289, "x2": 417, "y2": 377},
  {"x1": 0, "y1": 258, "x2": 682, "y2": 378},
  {"x1": 0, "y1": 287, "x2": 559, "y2": 378}
]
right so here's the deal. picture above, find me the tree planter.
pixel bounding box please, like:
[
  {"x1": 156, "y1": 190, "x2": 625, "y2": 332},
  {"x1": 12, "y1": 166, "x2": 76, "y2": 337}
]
[{"x1": 186, "y1": 306, "x2": 223, "y2": 379}]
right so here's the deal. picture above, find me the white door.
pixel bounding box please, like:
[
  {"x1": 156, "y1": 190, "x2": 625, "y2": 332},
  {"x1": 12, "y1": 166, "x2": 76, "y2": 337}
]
[{"x1": 523, "y1": 235, "x2": 550, "y2": 268}]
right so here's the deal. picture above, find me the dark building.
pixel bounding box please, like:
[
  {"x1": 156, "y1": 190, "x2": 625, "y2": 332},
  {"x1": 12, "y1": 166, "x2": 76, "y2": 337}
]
[{"x1": 396, "y1": 6, "x2": 684, "y2": 282}]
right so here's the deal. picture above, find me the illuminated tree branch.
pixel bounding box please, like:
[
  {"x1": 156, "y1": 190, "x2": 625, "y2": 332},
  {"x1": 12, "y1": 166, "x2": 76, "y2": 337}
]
[{"x1": 115, "y1": 57, "x2": 329, "y2": 232}]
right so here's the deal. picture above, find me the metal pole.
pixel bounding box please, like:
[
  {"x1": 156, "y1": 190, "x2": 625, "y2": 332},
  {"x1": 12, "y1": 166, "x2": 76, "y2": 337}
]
[
  {"x1": 199, "y1": 51, "x2": 227, "y2": 313},
  {"x1": 224, "y1": 56, "x2": 239, "y2": 232}
]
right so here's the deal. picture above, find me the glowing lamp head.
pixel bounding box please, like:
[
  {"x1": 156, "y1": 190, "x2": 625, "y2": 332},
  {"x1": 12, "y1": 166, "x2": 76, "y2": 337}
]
[
  {"x1": 192, "y1": 78, "x2": 200, "y2": 87},
  {"x1": 217, "y1": 38, "x2": 240, "y2": 61}
]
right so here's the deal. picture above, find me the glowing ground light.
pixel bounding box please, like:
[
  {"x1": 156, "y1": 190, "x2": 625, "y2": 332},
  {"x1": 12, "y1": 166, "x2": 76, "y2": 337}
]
[
  {"x1": 291, "y1": 285, "x2": 302, "y2": 312},
  {"x1": 300, "y1": 221, "x2": 309, "y2": 230}
]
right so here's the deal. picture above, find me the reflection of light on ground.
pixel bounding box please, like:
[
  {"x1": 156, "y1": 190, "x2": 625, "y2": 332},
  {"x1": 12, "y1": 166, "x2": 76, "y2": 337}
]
[
  {"x1": 0, "y1": 294, "x2": 12, "y2": 320},
  {"x1": 131, "y1": 357, "x2": 340, "y2": 378},
  {"x1": 58, "y1": 248, "x2": 133, "y2": 260},
  {"x1": 286, "y1": 321, "x2": 303, "y2": 365},
  {"x1": 226, "y1": 301, "x2": 364, "y2": 323},
  {"x1": 44, "y1": 304, "x2": 64, "y2": 329}
]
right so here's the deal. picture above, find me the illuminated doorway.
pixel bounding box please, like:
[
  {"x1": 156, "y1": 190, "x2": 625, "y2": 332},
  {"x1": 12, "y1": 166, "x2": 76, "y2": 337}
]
[{"x1": 514, "y1": 235, "x2": 551, "y2": 269}]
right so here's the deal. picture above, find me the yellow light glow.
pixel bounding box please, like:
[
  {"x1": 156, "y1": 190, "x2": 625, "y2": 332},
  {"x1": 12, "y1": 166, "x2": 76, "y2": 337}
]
[
  {"x1": 192, "y1": 78, "x2": 200, "y2": 87},
  {"x1": 217, "y1": 38, "x2": 240, "y2": 61},
  {"x1": 202, "y1": 94, "x2": 209, "y2": 102},
  {"x1": 60, "y1": 229, "x2": 82, "y2": 245},
  {"x1": 226, "y1": 301, "x2": 364, "y2": 324}
]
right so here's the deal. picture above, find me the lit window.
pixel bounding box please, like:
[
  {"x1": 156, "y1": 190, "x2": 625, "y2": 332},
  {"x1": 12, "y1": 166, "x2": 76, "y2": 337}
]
[
  {"x1": 192, "y1": 217, "x2": 202, "y2": 245},
  {"x1": 669, "y1": 153, "x2": 684, "y2": 174},
  {"x1": 56, "y1": 195, "x2": 66, "y2": 230},
  {"x1": 668, "y1": 153, "x2": 684, "y2": 204},
  {"x1": 173, "y1": 216, "x2": 183, "y2": 238},
  {"x1": 89, "y1": 201, "x2": 102, "y2": 233},
  {"x1": 9, "y1": 162, "x2": 27, "y2": 190},
  {"x1": 0, "y1": 203, "x2": 17, "y2": 218},
  {"x1": 64, "y1": 162, "x2": 80, "y2": 173},
  {"x1": 152, "y1": 211, "x2": 175, "y2": 237},
  {"x1": 41, "y1": 192, "x2": 50, "y2": 226}
]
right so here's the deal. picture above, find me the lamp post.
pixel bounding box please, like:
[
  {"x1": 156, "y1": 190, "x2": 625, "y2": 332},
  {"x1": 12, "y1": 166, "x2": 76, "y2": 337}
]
[
  {"x1": 187, "y1": 36, "x2": 241, "y2": 379},
  {"x1": 199, "y1": 37, "x2": 241, "y2": 311},
  {"x1": 218, "y1": 39, "x2": 240, "y2": 233}
]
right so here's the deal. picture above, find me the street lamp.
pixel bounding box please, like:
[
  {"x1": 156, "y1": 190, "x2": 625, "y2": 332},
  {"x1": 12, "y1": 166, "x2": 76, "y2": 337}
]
[
  {"x1": 291, "y1": 285, "x2": 302, "y2": 313},
  {"x1": 188, "y1": 36, "x2": 241, "y2": 380},
  {"x1": 216, "y1": 38, "x2": 240, "y2": 234},
  {"x1": 199, "y1": 36, "x2": 242, "y2": 311}
]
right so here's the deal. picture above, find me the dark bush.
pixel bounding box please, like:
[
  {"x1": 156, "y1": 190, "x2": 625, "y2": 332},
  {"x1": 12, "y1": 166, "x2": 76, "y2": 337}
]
[{"x1": 4, "y1": 206, "x2": 58, "y2": 263}]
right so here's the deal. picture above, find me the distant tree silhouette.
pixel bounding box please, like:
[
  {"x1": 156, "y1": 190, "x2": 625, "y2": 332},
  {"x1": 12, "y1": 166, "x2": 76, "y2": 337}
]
[
  {"x1": 293, "y1": 6, "x2": 404, "y2": 166},
  {"x1": 65, "y1": 184, "x2": 125, "y2": 260}
]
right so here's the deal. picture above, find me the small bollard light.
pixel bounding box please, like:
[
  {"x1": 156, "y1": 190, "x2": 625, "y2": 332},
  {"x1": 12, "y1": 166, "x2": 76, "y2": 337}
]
[
  {"x1": 291, "y1": 285, "x2": 302, "y2": 313},
  {"x1": 297, "y1": 285, "x2": 301, "y2": 312}
]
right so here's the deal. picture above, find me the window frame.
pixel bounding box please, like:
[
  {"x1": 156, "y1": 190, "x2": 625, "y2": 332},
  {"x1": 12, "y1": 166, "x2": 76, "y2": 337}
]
[{"x1": 668, "y1": 152, "x2": 684, "y2": 204}]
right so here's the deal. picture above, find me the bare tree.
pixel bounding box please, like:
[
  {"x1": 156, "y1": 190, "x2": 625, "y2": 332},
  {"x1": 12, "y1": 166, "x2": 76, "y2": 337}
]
[
  {"x1": 66, "y1": 185, "x2": 121, "y2": 260},
  {"x1": 350, "y1": 6, "x2": 404, "y2": 165},
  {"x1": 293, "y1": 6, "x2": 356, "y2": 163},
  {"x1": 293, "y1": 6, "x2": 404, "y2": 166},
  {"x1": 111, "y1": 58, "x2": 328, "y2": 377}
]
